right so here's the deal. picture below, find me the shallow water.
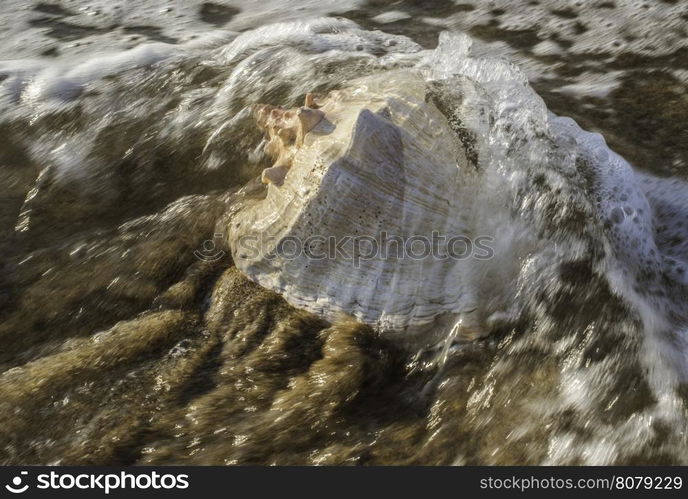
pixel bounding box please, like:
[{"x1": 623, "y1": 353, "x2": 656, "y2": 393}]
[{"x1": 1, "y1": 1, "x2": 687, "y2": 465}]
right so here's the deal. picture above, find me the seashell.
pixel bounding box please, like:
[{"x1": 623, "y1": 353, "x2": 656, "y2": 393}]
[{"x1": 228, "y1": 70, "x2": 485, "y2": 338}]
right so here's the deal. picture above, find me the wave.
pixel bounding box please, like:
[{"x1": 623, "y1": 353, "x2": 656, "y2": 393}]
[{"x1": 1, "y1": 17, "x2": 687, "y2": 464}]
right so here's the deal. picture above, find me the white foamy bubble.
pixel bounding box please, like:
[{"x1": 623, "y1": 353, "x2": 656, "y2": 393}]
[
  {"x1": 1, "y1": 42, "x2": 181, "y2": 106},
  {"x1": 555, "y1": 72, "x2": 623, "y2": 99},
  {"x1": 532, "y1": 40, "x2": 564, "y2": 57},
  {"x1": 371, "y1": 11, "x2": 411, "y2": 24},
  {"x1": 219, "y1": 17, "x2": 362, "y2": 63}
]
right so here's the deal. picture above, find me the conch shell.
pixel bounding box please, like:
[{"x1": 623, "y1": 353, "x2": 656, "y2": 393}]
[{"x1": 230, "y1": 70, "x2": 486, "y2": 339}]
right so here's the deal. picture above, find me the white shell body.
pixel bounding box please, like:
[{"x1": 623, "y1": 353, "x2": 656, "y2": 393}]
[{"x1": 228, "y1": 71, "x2": 482, "y2": 334}]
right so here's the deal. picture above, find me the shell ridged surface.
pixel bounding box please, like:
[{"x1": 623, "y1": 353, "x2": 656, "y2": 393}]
[{"x1": 228, "y1": 71, "x2": 483, "y2": 334}]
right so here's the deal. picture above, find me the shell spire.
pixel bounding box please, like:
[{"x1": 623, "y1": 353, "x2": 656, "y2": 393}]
[{"x1": 253, "y1": 95, "x2": 325, "y2": 186}]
